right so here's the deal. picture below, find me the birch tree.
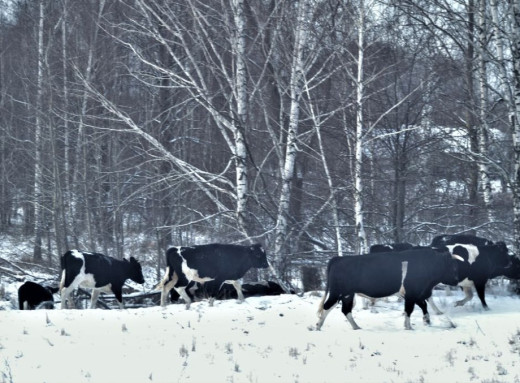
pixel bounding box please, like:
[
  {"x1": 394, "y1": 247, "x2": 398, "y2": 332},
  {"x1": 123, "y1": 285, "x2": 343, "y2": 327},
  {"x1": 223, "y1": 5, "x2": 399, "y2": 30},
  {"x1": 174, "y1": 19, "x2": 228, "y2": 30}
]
[
  {"x1": 32, "y1": 0, "x2": 44, "y2": 260},
  {"x1": 353, "y1": 0, "x2": 368, "y2": 254},
  {"x1": 273, "y1": 0, "x2": 316, "y2": 271},
  {"x1": 509, "y1": 0, "x2": 520, "y2": 252}
]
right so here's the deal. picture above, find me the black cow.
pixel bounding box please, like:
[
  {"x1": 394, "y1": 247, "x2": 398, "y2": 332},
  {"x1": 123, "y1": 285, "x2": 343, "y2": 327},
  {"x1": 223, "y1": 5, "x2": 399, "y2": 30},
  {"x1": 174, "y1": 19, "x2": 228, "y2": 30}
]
[
  {"x1": 18, "y1": 281, "x2": 59, "y2": 310},
  {"x1": 431, "y1": 234, "x2": 493, "y2": 248},
  {"x1": 211, "y1": 280, "x2": 286, "y2": 300},
  {"x1": 368, "y1": 243, "x2": 471, "y2": 315},
  {"x1": 316, "y1": 248, "x2": 462, "y2": 330},
  {"x1": 369, "y1": 242, "x2": 414, "y2": 253},
  {"x1": 169, "y1": 280, "x2": 286, "y2": 303},
  {"x1": 159, "y1": 243, "x2": 269, "y2": 308},
  {"x1": 503, "y1": 256, "x2": 520, "y2": 280},
  {"x1": 60, "y1": 249, "x2": 145, "y2": 309},
  {"x1": 442, "y1": 242, "x2": 512, "y2": 309}
]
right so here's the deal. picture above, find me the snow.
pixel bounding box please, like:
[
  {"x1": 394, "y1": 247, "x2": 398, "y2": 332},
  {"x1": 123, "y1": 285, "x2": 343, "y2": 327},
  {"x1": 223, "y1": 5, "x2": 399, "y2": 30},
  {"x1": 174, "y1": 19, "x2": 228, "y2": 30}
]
[{"x1": 1, "y1": 288, "x2": 520, "y2": 383}]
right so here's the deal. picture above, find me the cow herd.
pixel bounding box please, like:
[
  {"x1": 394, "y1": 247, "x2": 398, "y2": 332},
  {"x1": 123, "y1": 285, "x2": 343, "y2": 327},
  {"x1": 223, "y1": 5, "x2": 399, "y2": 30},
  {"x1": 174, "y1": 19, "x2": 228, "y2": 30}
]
[
  {"x1": 318, "y1": 234, "x2": 520, "y2": 330},
  {"x1": 16, "y1": 234, "x2": 520, "y2": 332}
]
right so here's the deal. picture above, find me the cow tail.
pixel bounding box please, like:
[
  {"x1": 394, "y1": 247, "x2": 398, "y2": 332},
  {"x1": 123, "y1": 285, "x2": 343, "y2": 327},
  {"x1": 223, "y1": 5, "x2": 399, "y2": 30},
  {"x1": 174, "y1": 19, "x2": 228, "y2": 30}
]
[
  {"x1": 156, "y1": 266, "x2": 170, "y2": 290},
  {"x1": 59, "y1": 269, "x2": 66, "y2": 292},
  {"x1": 317, "y1": 261, "x2": 332, "y2": 317}
]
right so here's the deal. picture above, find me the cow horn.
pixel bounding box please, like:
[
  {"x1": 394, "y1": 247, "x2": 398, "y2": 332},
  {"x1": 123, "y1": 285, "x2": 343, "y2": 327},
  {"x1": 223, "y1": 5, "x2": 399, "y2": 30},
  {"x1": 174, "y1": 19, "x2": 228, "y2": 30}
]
[{"x1": 451, "y1": 254, "x2": 465, "y2": 262}]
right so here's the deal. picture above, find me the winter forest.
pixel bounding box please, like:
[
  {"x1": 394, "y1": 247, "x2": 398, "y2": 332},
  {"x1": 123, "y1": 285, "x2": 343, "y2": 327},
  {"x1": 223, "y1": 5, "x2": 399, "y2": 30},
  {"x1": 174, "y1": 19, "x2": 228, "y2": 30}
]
[{"x1": 1, "y1": 0, "x2": 520, "y2": 289}]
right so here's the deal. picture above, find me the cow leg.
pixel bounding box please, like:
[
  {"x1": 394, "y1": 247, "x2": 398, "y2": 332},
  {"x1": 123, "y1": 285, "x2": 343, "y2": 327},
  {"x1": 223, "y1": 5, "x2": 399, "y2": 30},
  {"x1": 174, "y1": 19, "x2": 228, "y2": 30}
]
[
  {"x1": 112, "y1": 288, "x2": 124, "y2": 309},
  {"x1": 455, "y1": 286, "x2": 473, "y2": 307},
  {"x1": 175, "y1": 286, "x2": 193, "y2": 309},
  {"x1": 160, "y1": 270, "x2": 178, "y2": 307},
  {"x1": 316, "y1": 292, "x2": 340, "y2": 331},
  {"x1": 417, "y1": 300, "x2": 431, "y2": 325},
  {"x1": 224, "y1": 280, "x2": 245, "y2": 303},
  {"x1": 341, "y1": 295, "x2": 360, "y2": 330},
  {"x1": 473, "y1": 281, "x2": 489, "y2": 310},
  {"x1": 90, "y1": 290, "x2": 101, "y2": 309},
  {"x1": 403, "y1": 299, "x2": 415, "y2": 330},
  {"x1": 60, "y1": 284, "x2": 78, "y2": 309},
  {"x1": 426, "y1": 297, "x2": 443, "y2": 315}
]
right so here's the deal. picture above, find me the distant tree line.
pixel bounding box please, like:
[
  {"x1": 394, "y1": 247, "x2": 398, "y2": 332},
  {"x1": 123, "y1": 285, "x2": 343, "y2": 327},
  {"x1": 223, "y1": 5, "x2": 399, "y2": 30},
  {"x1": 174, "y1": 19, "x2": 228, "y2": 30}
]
[{"x1": 1, "y1": 0, "x2": 520, "y2": 285}]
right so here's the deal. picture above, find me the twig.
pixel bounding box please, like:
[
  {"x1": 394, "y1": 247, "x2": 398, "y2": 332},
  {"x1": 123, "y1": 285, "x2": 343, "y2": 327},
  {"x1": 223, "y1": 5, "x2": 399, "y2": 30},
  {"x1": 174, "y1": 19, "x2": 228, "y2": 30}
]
[{"x1": 475, "y1": 320, "x2": 486, "y2": 335}]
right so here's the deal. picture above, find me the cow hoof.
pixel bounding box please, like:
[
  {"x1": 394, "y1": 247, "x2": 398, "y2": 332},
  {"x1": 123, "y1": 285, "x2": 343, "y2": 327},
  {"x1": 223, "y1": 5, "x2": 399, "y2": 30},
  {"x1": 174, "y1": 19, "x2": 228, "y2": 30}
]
[
  {"x1": 483, "y1": 306, "x2": 490, "y2": 311},
  {"x1": 454, "y1": 300, "x2": 465, "y2": 307}
]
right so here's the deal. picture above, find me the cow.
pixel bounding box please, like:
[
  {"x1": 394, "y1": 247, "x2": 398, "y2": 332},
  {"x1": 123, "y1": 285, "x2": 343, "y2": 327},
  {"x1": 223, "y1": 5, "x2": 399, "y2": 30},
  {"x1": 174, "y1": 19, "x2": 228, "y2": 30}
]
[
  {"x1": 60, "y1": 250, "x2": 145, "y2": 309},
  {"x1": 168, "y1": 279, "x2": 286, "y2": 303},
  {"x1": 368, "y1": 243, "x2": 472, "y2": 315},
  {"x1": 503, "y1": 256, "x2": 520, "y2": 280},
  {"x1": 442, "y1": 242, "x2": 512, "y2": 309},
  {"x1": 369, "y1": 242, "x2": 414, "y2": 253},
  {"x1": 159, "y1": 243, "x2": 269, "y2": 308},
  {"x1": 431, "y1": 234, "x2": 493, "y2": 248},
  {"x1": 316, "y1": 248, "x2": 463, "y2": 330},
  {"x1": 211, "y1": 280, "x2": 286, "y2": 300},
  {"x1": 18, "y1": 281, "x2": 59, "y2": 310}
]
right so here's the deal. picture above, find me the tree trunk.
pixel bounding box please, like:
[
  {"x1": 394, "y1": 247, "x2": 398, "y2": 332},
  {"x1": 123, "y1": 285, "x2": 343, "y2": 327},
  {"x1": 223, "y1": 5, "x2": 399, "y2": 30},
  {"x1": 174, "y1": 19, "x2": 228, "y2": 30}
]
[
  {"x1": 274, "y1": 0, "x2": 312, "y2": 271},
  {"x1": 354, "y1": 0, "x2": 368, "y2": 254},
  {"x1": 476, "y1": 0, "x2": 493, "y2": 221},
  {"x1": 509, "y1": 0, "x2": 520, "y2": 253},
  {"x1": 33, "y1": 0, "x2": 45, "y2": 260},
  {"x1": 232, "y1": 0, "x2": 251, "y2": 239}
]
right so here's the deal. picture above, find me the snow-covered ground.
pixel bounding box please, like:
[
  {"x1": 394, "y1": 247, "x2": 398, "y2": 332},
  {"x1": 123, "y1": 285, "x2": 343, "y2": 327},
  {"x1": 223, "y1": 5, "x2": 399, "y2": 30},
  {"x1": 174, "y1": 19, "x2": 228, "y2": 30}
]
[{"x1": 1, "y1": 286, "x2": 520, "y2": 383}]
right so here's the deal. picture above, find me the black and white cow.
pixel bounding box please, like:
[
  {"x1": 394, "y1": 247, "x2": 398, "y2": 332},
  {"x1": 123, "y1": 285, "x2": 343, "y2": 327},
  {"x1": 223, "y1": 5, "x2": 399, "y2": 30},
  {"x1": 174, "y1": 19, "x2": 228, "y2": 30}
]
[
  {"x1": 441, "y1": 241, "x2": 512, "y2": 309},
  {"x1": 60, "y1": 250, "x2": 145, "y2": 309},
  {"x1": 316, "y1": 248, "x2": 463, "y2": 330},
  {"x1": 159, "y1": 243, "x2": 269, "y2": 308},
  {"x1": 18, "y1": 281, "x2": 59, "y2": 310}
]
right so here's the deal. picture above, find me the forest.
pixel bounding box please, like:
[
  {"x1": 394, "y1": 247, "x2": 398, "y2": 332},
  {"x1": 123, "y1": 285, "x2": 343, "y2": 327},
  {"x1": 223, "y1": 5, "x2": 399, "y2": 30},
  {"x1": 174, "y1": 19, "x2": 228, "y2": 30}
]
[{"x1": 1, "y1": 0, "x2": 520, "y2": 288}]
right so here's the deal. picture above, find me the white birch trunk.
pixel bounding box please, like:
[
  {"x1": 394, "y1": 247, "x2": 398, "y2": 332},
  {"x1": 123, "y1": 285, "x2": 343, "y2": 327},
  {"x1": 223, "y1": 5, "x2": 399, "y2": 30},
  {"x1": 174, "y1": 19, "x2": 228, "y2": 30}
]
[
  {"x1": 232, "y1": 0, "x2": 249, "y2": 238},
  {"x1": 33, "y1": 0, "x2": 44, "y2": 259},
  {"x1": 509, "y1": 0, "x2": 520, "y2": 252},
  {"x1": 354, "y1": 0, "x2": 368, "y2": 254},
  {"x1": 477, "y1": 0, "x2": 493, "y2": 221},
  {"x1": 274, "y1": 0, "x2": 312, "y2": 267}
]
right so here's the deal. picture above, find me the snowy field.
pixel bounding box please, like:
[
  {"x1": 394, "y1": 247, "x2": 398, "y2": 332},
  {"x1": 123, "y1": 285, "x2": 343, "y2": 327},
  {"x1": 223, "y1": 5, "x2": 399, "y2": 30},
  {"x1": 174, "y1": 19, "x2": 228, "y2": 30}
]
[{"x1": 1, "y1": 287, "x2": 520, "y2": 383}]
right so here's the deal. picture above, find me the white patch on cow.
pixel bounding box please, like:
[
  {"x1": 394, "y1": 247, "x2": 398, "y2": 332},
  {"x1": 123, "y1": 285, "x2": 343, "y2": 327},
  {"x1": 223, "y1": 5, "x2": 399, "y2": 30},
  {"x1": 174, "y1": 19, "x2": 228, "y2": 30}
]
[
  {"x1": 180, "y1": 256, "x2": 214, "y2": 284},
  {"x1": 447, "y1": 244, "x2": 479, "y2": 264},
  {"x1": 446, "y1": 244, "x2": 480, "y2": 307},
  {"x1": 399, "y1": 261, "x2": 408, "y2": 297}
]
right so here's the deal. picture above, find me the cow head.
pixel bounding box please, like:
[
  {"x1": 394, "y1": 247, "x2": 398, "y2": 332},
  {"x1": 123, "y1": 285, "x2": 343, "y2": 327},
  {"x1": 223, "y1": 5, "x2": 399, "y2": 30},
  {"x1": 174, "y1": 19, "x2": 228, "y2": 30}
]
[
  {"x1": 503, "y1": 256, "x2": 520, "y2": 279},
  {"x1": 491, "y1": 242, "x2": 512, "y2": 273},
  {"x1": 126, "y1": 257, "x2": 145, "y2": 284},
  {"x1": 250, "y1": 244, "x2": 269, "y2": 268}
]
